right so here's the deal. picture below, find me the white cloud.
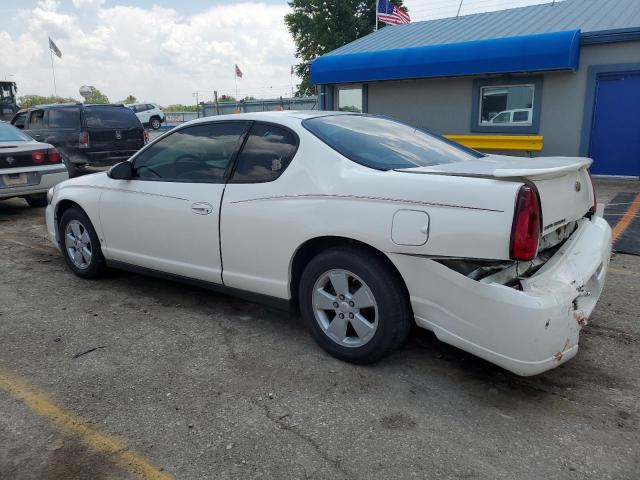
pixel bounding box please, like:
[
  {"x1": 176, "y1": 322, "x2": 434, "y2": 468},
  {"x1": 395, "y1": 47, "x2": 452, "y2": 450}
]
[
  {"x1": 1, "y1": 1, "x2": 299, "y2": 105},
  {"x1": 71, "y1": 0, "x2": 105, "y2": 7}
]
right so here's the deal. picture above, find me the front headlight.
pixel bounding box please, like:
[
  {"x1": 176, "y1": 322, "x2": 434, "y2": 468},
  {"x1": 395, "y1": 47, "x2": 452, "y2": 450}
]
[{"x1": 47, "y1": 186, "x2": 55, "y2": 204}]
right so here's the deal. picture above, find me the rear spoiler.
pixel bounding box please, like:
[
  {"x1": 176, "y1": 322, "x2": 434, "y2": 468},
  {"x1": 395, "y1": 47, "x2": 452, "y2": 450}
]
[{"x1": 492, "y1": 158, "x2": 592, "y2": 179}]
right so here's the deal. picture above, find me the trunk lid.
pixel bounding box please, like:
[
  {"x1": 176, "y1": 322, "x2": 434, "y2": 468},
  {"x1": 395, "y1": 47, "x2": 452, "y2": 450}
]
[
  {"x1": 0, "y1": 141, "x2": 52, "y2": 169},
  {"x1": 396, "y1": 154, "x2": 594, "y2": 233}
]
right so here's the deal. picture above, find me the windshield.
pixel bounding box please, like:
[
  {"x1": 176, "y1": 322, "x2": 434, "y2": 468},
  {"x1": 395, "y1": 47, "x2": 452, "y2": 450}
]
[
  {"x1": 303, "y1": 114, "x2": 484, "y2": 170},
  {"x1": 0, "y1": 122, "x2": 31, "y2": 142},
  {"x1": 84, "y1": 106, "x2": 140, "y2": 129}
]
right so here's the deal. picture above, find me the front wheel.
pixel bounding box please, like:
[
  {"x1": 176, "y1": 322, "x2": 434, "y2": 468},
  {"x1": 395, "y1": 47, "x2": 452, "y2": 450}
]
[
  {"x1": 25, "y1": 194, "x2": 48, "y2": 208},
  {"x1": 299, "y1": 246, "x2": 412, "y2": 364},
  {"x1": 59, "y1": 207, "x2": 105, "y2": 279},
  {"x1": 149, "y1": 117, "x2": 161, "y2": 130}
]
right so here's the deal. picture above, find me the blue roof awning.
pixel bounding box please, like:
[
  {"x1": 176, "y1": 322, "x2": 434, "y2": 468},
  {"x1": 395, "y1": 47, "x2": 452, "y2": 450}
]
[{"x1": 311, "y1": 30, "x2": 580, "y2": 85}]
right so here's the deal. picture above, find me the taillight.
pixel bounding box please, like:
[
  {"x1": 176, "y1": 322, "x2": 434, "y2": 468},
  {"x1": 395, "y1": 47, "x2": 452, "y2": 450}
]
[
  {"x1": 588, "y1": 170, "x2": 597, "y2": 213},
  {"x1": 79, "y1": 131, "x2": 90, "y2": 149},
  {"x1": 143, "y1": 130, "x2": 149, "y2": 144},
  {"x1": 48, "y1": 148, "x2": 61, "y2": 163},
  {"x1": 510, "y1": 184, "x2": 542, "y2": 261},
  {"x1": 32, "y1": 151, "x2": 45, "y2": 164}
]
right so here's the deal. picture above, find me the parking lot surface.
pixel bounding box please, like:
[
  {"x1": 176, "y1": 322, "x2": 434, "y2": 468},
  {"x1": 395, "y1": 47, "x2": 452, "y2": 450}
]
[{"x1": 1, "y1": 181, "x2": 639, "y2": 480}]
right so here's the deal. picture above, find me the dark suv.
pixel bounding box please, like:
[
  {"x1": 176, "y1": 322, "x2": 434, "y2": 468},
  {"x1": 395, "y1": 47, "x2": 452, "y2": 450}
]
[{"x1": 11, "y1": 103, "x2": 147, "y2": 176}]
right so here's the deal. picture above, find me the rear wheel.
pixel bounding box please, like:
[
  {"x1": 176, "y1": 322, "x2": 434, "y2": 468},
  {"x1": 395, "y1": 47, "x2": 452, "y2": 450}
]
[
  {"x1": 299, "y1": 246, "x2": 412, "y2": 364},
  {"x1": 149, "y1": 117, "x2": 161, "y2": 130},
  {"x1": 59, "y1": 208, "x2": 105, "y2": 279},
  {"x1": 25, "y1": 194, "x2": 48, "y2": 208}
]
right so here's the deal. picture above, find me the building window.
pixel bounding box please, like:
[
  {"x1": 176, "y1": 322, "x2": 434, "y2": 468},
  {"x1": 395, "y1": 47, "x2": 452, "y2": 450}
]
[
  {"x1": 479, "y1": 85, "x2": 534, "y2": 126},
  {"x1": 336, "y1": 86, "x2": 363, "y2": 113},
  {"x1": 471, "y1": 77, "x2": 543, "y2": 134}
]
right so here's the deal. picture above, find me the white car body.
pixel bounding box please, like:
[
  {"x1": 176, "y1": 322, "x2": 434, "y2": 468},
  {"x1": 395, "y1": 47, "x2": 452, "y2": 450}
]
[
  {"x1": 45, "y1": 111, "x2": 612, "y2": 376},
  {"x1": 125, "y1": 103, "x2": 165, "y2": 129}
]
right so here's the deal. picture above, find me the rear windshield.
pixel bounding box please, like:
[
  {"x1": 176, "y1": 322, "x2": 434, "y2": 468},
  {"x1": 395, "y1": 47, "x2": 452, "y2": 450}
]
[
  {"x1": 0, "y1": 122, "x2": 31, "y2": 142},
  {"x1": 84, "y1": 106, "x2": 140, "y2": 129},
  {"x1": 303, "y1": 114, "x2": 484, "y2": 170}
]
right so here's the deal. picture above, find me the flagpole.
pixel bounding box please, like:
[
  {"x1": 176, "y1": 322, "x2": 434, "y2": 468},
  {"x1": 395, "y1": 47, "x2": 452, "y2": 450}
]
[
  {"x1": 375, "y1": 0, "x2": 379, "y2": 31},
  {"x1": 49, "y1": 49, "x2": 57, "y2": 97}
]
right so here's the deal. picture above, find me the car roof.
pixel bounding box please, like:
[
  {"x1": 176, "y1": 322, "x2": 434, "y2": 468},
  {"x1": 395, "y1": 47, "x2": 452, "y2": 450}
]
[{"x1": 183, "y1": 110, "x2": 355, "y2": 127}]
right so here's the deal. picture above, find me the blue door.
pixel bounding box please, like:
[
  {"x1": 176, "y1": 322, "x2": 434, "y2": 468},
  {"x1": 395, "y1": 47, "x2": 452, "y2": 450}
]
[{"x1": 589, "y1": 71, "x2": 640, "y2": 176}]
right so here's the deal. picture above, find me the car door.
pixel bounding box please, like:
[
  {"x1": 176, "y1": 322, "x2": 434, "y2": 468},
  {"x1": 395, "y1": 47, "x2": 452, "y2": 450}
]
[
  {"x1": 99, "y1": 121, "x2": 250, "y2": 283},
  {"x1": 220, "y1": 122, "x2": 300, "y2": 297},
  {"x1": 137, "y1": 104, "x2": 151, "y2": 124},
  {"x1": 24, "y1": 109, "x2": 49, "y2": 142}
]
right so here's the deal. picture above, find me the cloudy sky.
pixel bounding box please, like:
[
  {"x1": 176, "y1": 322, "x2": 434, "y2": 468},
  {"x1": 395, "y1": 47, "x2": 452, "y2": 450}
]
[{"x1": 0, "y1": 0, "x2": 558, "y2": 105}]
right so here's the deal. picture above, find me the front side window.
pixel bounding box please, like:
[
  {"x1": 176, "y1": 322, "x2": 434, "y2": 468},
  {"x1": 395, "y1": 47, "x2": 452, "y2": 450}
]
[
  {"x1": 479, "y1": 84, "x2": 534, "y2": 126},
  {"x1": 28, "y1": 110, "x2": 46, "y2": 129},
  {"x1": 336, "y1": 86, "x2": 363, "y2": 113},
  {"x1": 304, "y1": 114, "x2": 483, "y2": 171},
  {"x1": 133, "y1": 122, "x2": 249, "y2": 182},
  {"x1": 48, "y1": 108, "x2": 81, "y2": 129},
  {"x1": 231, "y1": 123, "x2": 298, "y2": 183}
]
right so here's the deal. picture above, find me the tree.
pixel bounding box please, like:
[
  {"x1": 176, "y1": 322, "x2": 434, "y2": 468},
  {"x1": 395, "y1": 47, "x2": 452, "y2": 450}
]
[
  {"x1": 119, "y1": 94, "x2": 137, "y2": 104},
  {"x1": 285, "y1": 0, "x2": 406, "y2": 95},
  {"x1": 81, "y1": 86, "x2": 109, "y2": 104},
  {"x1": 163, "y1": 104, "x2": 199, "y2": 112},
  {"x1": 18, "y1": 95, "x2": 79, "y2": 108}
]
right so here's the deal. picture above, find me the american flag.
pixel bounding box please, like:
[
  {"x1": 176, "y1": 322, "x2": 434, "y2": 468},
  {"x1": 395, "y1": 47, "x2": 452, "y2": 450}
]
[
  {"x1": 377, "y1": 0, "x2": 410, "y2": 25},
  {"x1": 235, "y1": 64, "x2": 243, "y2": 78}
]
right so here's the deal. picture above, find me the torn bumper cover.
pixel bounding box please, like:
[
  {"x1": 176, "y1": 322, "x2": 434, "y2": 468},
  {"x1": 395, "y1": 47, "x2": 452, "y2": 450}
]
[{"x1": 388, "y1": 215, "x2": 612, "y2": 376}]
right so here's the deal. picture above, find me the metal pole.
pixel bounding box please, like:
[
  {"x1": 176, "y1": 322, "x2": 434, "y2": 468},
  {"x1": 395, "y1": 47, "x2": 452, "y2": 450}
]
[
  {"x1": 214, "y1": 90, "x2": 220, "y2": 115},
  {"x1": 456, "y1": 0, "x2": 464, "y2": 18},
  {"x1": 375, "y1": 0, "x2": 379, "y2": 31},
  {"x1": 50, "y1": 50, "x2": 57, "y2": 96},
  {"x1": 193, "y1": 92, "x2": 199, "y2": 118},
  {"x1": 290, "y1": 66, "x2": 294, "y2": 98}
]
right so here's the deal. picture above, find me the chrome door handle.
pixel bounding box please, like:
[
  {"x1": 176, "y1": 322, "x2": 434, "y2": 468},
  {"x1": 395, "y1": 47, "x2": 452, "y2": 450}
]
[{"x1": 191, "y1": 202, "x2": 213, "y2": 215}]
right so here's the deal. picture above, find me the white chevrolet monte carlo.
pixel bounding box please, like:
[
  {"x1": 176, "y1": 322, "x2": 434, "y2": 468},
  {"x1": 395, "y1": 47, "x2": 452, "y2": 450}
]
[{"x1": 45, "y1": 111, "x2": 612, "y2": 376}]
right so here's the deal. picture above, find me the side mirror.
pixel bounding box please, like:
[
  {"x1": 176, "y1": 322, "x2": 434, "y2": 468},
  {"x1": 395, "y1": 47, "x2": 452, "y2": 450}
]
[{"x1": 107, "y1": 161, "x2": 133, "y2": 180}]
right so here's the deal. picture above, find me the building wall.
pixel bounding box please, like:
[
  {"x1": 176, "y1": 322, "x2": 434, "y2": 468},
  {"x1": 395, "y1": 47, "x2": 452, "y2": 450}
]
[{"x1": 364, "y1": 40, "x2": 640, "y2": 157}]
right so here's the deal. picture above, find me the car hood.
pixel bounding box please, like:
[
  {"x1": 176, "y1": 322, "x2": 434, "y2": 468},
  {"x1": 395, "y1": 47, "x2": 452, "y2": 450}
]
[{"x1": 395, "y1": 154, "x2": 592, "y2": 180}]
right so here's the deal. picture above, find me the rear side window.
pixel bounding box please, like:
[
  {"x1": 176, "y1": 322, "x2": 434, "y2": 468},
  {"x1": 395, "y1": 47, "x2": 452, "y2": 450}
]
[
  {"x1": 85, "y1": 107, "x2": 140, "y2": 128},
  {"x1": 230, "y1": 123, "x2": 298, "y2": 183},
  {"x1": 48, "y1": 108, "x2": 80, "y2": 129},
  {"x1": 28, "y1": 110, "x2": 46, "y2": 129},
  {"x1": 133, "y1": 122, "x2": 249, "y2": 183},
  {"x1": 303, "y1": 114, "x2": 483, "y2": 170}
]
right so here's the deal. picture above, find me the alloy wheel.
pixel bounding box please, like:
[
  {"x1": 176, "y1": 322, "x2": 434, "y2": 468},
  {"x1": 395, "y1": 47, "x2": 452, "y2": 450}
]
[
  {"x1": 64, "y1": 220, "x2": 92, "y2": 270},
  {"x1": 312, "y1": 269, "x2": 378, "y2": 348}
]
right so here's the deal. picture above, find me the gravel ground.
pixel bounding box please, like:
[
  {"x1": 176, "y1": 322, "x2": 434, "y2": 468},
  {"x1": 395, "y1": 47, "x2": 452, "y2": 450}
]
[{"x1": 0, "y1": 180, "x2": 639, "y2": 480}]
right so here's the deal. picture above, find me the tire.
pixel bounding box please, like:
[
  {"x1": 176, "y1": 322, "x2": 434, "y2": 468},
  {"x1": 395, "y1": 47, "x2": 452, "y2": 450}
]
[
  {"x1": 149, "y1": 117, "x2": 161, "y2": 130},
  {"x1": 62, "y1": 154, "x2": 79, "y2": 178},
  {"x1": 299, "y1": 246, "x2": 412, "y2": 364},
  {"x1": 25, "y1": 194, "x2": 48, "y2": 208},
  {"x1": 59, "y1": 207, "x2": 106, "y2": 279}
]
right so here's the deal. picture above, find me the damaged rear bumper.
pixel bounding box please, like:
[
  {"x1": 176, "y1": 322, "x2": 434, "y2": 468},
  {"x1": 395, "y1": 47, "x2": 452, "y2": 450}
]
[{"x1": 388, "y1": 215, "x2": 612, "y2": 376}]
